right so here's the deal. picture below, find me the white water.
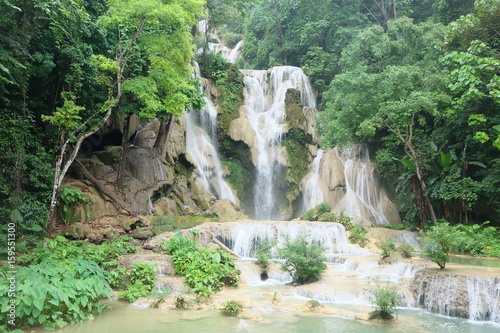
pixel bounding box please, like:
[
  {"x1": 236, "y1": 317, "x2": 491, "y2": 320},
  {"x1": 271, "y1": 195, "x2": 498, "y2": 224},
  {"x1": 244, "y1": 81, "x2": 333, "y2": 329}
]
[
  {"x1": 302, "y1": 149, "x2": 324, "y2": 211},
  {"x1": 185, "y1": 62, "x2": 235, "y2": 203},
  {"x1": 336, "y1": 145, "x2": 389, "y2": 225},
  {"x1": 241, "y1": 67, "x2": 316, "y2": 219},
  {"x1": 208, "y1": 221, "x2": 370, "y2": 258},
  {"x1": 467, "y1": 277, "x2": 500, "y2": 322},
  {"x1": 185, "y1": 111, "x2": 235, "y2": 203}
]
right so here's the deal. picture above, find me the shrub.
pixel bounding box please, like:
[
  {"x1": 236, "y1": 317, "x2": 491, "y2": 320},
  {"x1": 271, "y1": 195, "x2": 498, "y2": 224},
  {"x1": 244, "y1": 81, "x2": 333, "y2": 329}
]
[
  {"x1": 398, "y1": 243, "x2": 414, "y2": 258},
  {"x1": 220, "y1": 300, "x2": 242, "y2": 316},
  {"x1": 318, "y1": 212, "x2": 335, "y2": 222},
  {"x1": 57, "y1": 184, "x2": 88, "y2": 224},
  {"x1": 420, "y1": 222, "x2": 460, "y2": 269},
  {"x1": 255, "y1": 238, "x2": 275, "y2": 273},
  {"x1": 349, "y1": 225, "x2": 367, "y2": 246},
  {"x1": 380, "y1": 240, "x2": 397, "y2": 259},
  {"x1": 369, "y1": 284, "x2": 403, "y2": 320},
  {"x1": 0, "y1": 258, "x2": 111, "y2": 331},
  {"x1": 166, "y1": 236, "x2": 240, "y2": 297},
  {"x1": 174, "y1": 296, "x2": 190, "y2": 310},
  {"x1": 118, "y1": 281, "x2": 150, "y2": 303},
  {"x1": 278, "y1": 235, "x2": 327, "y2": 284},
  {"x1": 301, "y1": 202, "x2": 332, "y2": 221}
]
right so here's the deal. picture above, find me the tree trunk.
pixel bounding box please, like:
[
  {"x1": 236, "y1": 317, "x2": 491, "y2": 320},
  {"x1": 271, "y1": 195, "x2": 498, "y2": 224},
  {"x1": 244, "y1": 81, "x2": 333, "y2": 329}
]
[
  {"x1": 74, "y1": 159, "x2": 136, "y2": 216},
  {"x1": 154, "y1": 114, "x2": 175, "y2": 160}
]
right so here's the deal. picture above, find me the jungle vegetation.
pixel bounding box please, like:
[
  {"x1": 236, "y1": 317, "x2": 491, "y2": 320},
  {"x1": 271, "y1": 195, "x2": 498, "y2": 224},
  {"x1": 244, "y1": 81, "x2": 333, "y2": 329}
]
[{"x1": 0, "y1": 0, "x2": 499, "y2": 248}]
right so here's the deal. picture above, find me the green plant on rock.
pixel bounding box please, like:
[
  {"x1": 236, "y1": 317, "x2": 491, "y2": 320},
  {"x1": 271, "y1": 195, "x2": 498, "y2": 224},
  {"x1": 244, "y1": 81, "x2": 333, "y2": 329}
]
[
  {"x1": 398, "y1": 243, "x2": 414, "y2": 258},
  {"x1": 349, "y1": 225, "x2": 367, "y2": 246},
  {"x1": 220, "y1": 300, "x2": 242, "y2": 316},
  {"x1": 57, "y1": 184, "x2": 88, "y2": 224},
  {"x1": 278, "y1": 235, "x2": 327, "y2": 284},
  {"x1": 174, "y1": 295, "x2": 190, "y2": 310},
  {"x1": 369, "y1": 284, "x2": 403, "y2": 320},
  {"x1": 301, "y1": 202, "x2": 332, "y2": 221},
  {"x1": 380, "y1": 240, "x2": 397, "y2": 259},
  {"x1": 255, "y1": 238, "x2": 275, "y2": 273},
  {"x1": 420, "y1": 221, "x2": 460, "y2": 269}
]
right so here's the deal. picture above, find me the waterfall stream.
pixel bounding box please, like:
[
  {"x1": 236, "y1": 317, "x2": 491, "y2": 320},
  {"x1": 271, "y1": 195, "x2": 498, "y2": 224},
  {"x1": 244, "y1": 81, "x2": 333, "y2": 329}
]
[
  {"x1": 241, "y1": 66, "x2": 316, "y2": 219},
  {"x1": 185, "y1": 63, "x2": 235, "y2": 203}
]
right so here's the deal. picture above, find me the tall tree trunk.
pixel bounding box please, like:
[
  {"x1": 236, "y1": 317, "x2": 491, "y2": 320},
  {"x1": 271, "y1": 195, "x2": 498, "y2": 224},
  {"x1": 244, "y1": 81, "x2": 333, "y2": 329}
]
[{"x1": 154, "y1": 114, "x2": 175, "y2": 160}]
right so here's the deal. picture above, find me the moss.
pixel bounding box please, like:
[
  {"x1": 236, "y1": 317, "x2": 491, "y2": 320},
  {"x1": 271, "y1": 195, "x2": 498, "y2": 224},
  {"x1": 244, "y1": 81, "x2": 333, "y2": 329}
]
[
  {"x1": 285, "y1": 89, "x2": 307, "y2": 130},
  {"x1": 283, "y1": 128, "x2": 312, "y2": 185},
  {"x1": 223, "y1": 157, "x2": 251, "y2": 199}
]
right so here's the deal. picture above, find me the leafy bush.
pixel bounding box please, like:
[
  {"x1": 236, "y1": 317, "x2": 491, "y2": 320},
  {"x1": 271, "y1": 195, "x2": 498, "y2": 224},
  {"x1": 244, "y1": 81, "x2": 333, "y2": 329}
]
[
  {"x1": 278, "y1": 235, "x2": 327, "y2": 284},
  {"x1": 118, "y1": 281, "x2": 150, "y2": 303},
  {"x1": 255, "y1": 238, "x2": 275, "y2": 273},
  {"x1": 380, "y1": 240, "x2": 397, "y2": 259},
  {"x1": 18, "y1": 235, "x2": 137, "y2": 270},
  {"x1": 420, "y1": 222, "x2": 460, "y2": 269},
  {"x1": 349, "y1": 225, "x2": 367, "y2": 246},
  {"x1": 369, "y1": 284, "x2": 403, "y2": 320},
  {"x1": 57, "y1": 184, "x2": 87, "y2": 224},
  {"x1": 318, "y1": 212, "x2": 335, "y2": 222},
  {"x1": 0, "y1": 258, "x2": 111, "y2": 331},
  {"x1": 220, "y1": 300, "x2": 242, "y2": 316},
  {"x1": 398, "y1": 243, "x2": 414, "y2": 258},
  {"x1": 166, "y1": 236, "x2": 240, "y2": 297},
  {"x1": 301, "y1": 202, "x2": 332, "y2": 221}
]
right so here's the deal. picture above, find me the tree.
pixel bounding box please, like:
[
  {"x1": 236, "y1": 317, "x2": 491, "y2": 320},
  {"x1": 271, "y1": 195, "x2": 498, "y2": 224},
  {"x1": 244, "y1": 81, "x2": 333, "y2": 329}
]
[
  {"x1": 278, "y1": 235, "x2": 327, "y2": 284},
  {"x1": 420, "y1": 221, "x2": 460, "y2": 268},
  {"x1": 441, "y1": 0, "x2": 500, "y2": 149},
  {"x1": 43, "y1": 0, "x2": 205, "y2": 232},
  {"x1": 321, "y1": 18, "x2": 450, "y2": 225}
]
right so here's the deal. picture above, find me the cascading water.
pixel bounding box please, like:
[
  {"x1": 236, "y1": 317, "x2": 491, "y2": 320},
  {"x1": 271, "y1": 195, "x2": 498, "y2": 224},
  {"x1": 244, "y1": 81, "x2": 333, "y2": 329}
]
[
  {"x1": 185, "y1": 63, "x2": 235, "y2": 203},
  {"x1": 302, "y1": 149, "x2": 324, "y2": 211},
  {"x1": 207, "y1": 221, "x2": 369, "y2": 258},
  {"x1": 335, "y1": 145, "x2": 389, "y2": 225},
  {"x1": 241, "y1": 66, "x2": 316, "y2": 220}
]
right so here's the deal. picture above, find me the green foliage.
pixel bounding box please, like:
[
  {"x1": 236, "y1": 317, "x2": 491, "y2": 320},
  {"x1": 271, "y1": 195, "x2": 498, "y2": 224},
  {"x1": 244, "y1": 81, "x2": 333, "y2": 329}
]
[
  {"x1": 420, "y1": 221, "x2": 461, "y2": 268},
  {"x1": 220, "y1": 300, "x2": 242, "y2": 316},
  {"x1": 455, "y1": 222, "x2": 500, "y2": 256},
  {"x1": 278, "y1": 235, "x2": 327, "y2": 284},
  {"x1": 380, "y1": 240, "x2": 397, "y2": 259},
  {"x1": 0, "y1": 258, "x2": 111, "y2": 331},
  {"x1": 255, "y1": 238, "x2": 275, "y2": 273},
  {"x1": 301, "y1": 202, "x2": 332, "y2": 221},
  {"x1": 223, "y1": 157, "x2": 251, "y2": 199},
  {"x1": 118, "y1": 281, "x2": 150, "y2": 303},
  {"x1": 57, "y1": 184, "x2": 88, "y2": 224},
  {"x1": 166, "y1": 235, "x2": 240, "y2": 297},
  {"x1": 398, "y1": 243, "x2": 415, "y2": 258},
  {"x1": 18, "y1": 235, "x2": 137, "y2": 270},
  {"x1": 369, "y1": 284, "x2": 403, "y2": 320}
]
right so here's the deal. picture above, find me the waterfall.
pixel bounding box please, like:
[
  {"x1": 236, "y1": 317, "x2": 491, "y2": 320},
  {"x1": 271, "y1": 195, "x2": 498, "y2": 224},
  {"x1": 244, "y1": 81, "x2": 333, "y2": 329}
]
[
  {"x1": 208, "y1": 221, "x2": 369, "y2": 258},
  {"x1": 409, "y1": 270, "x2": 500, "y2": 323},
  {"x1": 185, "y1": 62, "x2": 235, "y2": 203},
  {"x1": 303, "y1": 149, "x2": 324, "y2": 211},
  {"x1": 207, "y1": 41, "x2": 243, "y2": 64},
  {"x1": 467, "y1": 276, "x2": 500, "y2": 322},
  {"x1": 336, "y1": 145, "x2": 389, "y2": 225},
  {"x1": 241, "y1": 66, "x2": 316, "y2": 220}
]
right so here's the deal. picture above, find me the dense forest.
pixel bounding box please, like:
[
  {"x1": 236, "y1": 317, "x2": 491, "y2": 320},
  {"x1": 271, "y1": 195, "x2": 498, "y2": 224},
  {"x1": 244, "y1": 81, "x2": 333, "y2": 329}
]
[{"x1": 1, "y1": 0, "x2": 499, "y2": 244}]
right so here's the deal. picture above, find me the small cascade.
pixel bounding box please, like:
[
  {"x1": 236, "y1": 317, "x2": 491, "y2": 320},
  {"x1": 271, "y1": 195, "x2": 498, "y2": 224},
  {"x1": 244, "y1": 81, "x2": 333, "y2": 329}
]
[
  {"x1": 207, "y1": 221, "x2": 369, "y2": 258},
  {"x1": 467, "y1": 276, "x2": 500, "y2": 322},
  {"x1": 207, "y1": 40, "x2": 243, "y2": 64},
  {"x1": 335, "y1": 145, "x2": 389, "y2": 225},
  {"x1": 392, "y1": 231, "x2": 421, "y2": 251},
  {"x1": 241, "y1": 67, "x2": 316, "y2": 219},
  {"x1": 184, "y1": 62, "x2": 235, "y2": 203},
  {"x1": 185, "y1": 111, "x2": 235, "y2": 203},
  {"x1": 302, "y1": 149, "x2": 324, "y2": 211},
  {"x1": 409, "y1": 270, "x2": 500, "y2": 323}
]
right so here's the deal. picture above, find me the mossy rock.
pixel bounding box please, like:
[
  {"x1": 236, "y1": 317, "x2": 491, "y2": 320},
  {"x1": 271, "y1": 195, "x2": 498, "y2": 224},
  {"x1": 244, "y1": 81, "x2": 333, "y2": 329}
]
[{"x1": 318, "y1": 212, "x2": 335, "y2": 222}]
